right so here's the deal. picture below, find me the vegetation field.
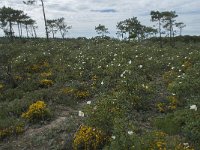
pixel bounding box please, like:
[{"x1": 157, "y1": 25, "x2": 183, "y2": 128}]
[{"x1": 0, "y1": 38, "x2": 200, "y2": 149}]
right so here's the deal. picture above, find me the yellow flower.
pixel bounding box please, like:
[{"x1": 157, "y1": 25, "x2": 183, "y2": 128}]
[
  {"x1": 15, "y1": 75, "x2": 22, "y2": 80},
  {"x1": 73, "y1": 125, "x2": 106, "y2": 150},
  {"x1": 156, "y1": 103, "x2": 165, "y2": 112},
  {"x1": 21, "y1": 100, "x2": 50, "y2": 122},
  {"x1": 40, "y1": 71, "x2": 52, "y2": 77},
  {"x1": 75, "y1": 90, "x2": 90, "y2": 99},
  {"x1": 0, "y1": 83, "x2": 4, "y2": 90},
  {"x1": 60, "y1": 87, "x2": 75, "y2": 94},
  {"x1": 40, "y1": 79, "x2": 53, "y2": 87}
]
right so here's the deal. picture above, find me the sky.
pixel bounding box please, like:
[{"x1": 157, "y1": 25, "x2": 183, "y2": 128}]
[{"x1": 0, "y1": 0, "x2": 200, "y2": 38}]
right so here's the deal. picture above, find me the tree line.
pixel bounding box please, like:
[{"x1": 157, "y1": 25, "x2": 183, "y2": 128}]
[
  {"x1": 0, "y1": 0, "x2": 186, "y2": 47},
  {"x1": 0, "y1": 0, "x2": 72, "y2": 40},
  {"x1": 95, "y1": 11, "x2": 186, "y2": 47},
  {"x1": 0, "y1": 6, "x2": 37, "y2": 39}
]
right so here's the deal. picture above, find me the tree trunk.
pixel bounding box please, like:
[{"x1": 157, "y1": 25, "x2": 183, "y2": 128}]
[
  {"x1": 17, "y1": 23, "x2": 21, "y2": 38},
  {"x1": 26, "y1": 24, "x2": 29, "y2": 38},
  {"x1": 9, "y1": 21, "x2": 13, "y2": 40},
  {"x1": 33, "y1": 26, "x2": 37, "y2": 38},
  {"x1": 41, "y1": 0, "x2": 49, "y2": 40},
  {"x1": 180, "y1": 28, "x2": 182, "y2": 36},
  {"x1": 20, "y1": 23, "x2": 23, "y2": 37},
  {"x1": 52, "y1": 31, "x2": 55, "y2": 39},
  {"x1": 172, "y1": 27, "x2": 175, "y2": 47},
  {"x1": 169, "y1": 20, "x2": 173, "y2": 47},
  {"x1": 159, "y1": 19, "x2": 162, "y2": 48},
  {"x1": 30, "y1": 26, "x2": 34, "y2": 37}
]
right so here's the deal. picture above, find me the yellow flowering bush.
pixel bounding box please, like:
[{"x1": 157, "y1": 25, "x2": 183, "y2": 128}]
[
  {"x1": 29, "y1": 64, "x2": 41, "y2": 72},
  {"x1": 167, "y1": 96, "x2": 179, "y2": 110},
  {"x1": 182, "y1": 61, "x2": 192, "y2": 70},
  {"x1": 0, "y1": 83, "x2": 4, "y2": 90},
  {"x1": 15, "y1": 75, "x2": 23, "y2": 81},
  {"x1": 91, "y1": 75, "x2": 97, "y2": 89},
  {"x1": 149, "y1": 131, "x2": 167, "y2": 150},
  {"x1": 75, "y1": 90, "x2": 90, "y2": 99},
  {"x1": 73, "y1": 125, "x2": 107, "y2": 150},
  {"x1": 39, "y1": 79, "x2": 53, "y2": 87},
  {"x1": 175, "y1": 143, "x2": 194, "y2": 150},
  {"x1": 28, "y1": 61, "x2": 49, "y2": 73},
  {"x1": 156, "y1": 96, "x2": 179, "y2": 112},
  {"x1": 162, "y1": 70, "x2": 178, "y2": 84},
  {"x1": 0, "y1": 124, "x2": 24, "y2": 140},
  {"x1": 60, "y1": 87, "x2": 76, "y2": 95},
  {"x1": 156, "y1": 102, "x2": 165, "y2": 112},
  {"x1": 21, "y1": 100, "x2": 50, "y2": 122},
  {"x1": 40, "y1": 71, "x2": 52, "y2": 78}
]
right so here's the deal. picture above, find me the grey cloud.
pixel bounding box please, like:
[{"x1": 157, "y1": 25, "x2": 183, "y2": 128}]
[
  {"x1": 91, "y1": 9, "x2": 117, "y2": 13},
  {"x1": 47, "y1": 4, "x2": 77, "y2": 12}
]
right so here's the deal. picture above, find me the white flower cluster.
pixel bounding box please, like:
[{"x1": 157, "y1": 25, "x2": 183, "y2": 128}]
[{"x1": 190, "y1": 105, "x2": 197, "y2": 111}]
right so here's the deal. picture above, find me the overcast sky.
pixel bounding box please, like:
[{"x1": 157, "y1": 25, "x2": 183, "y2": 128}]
[{"x1": 0, "y1": 0, "x2": 200, "y2": 38}]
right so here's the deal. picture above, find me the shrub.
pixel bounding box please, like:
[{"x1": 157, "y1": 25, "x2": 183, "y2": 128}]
[
  {"x1": 75, "y1": 90, "x2": 90, "y2": 99},
  {"x1": 0, "y1": 123, "x2": 24, "y2": 140},
  {"x1": 85, "y1": 95, "x2": 124, "y2": 134},
  {"x1": 39, "y1": 79, "x2": 53, "y2": 87},
  {"x1": 0, "y1": 83, "x2": 4, "y2": 90},
  {"x1": 21, "y1": 100, "x2": 50, "y2": 122},
  {"x1": 40, "y1": 71, "x2": 52, "y2": 78},
  {"x1": 183, "y1": 118, "x2": 200, "y2": 145},
  {"x1": 155, "y1": 96, "x2": 179, "y2": 113},
  {"x1": 73, "y1": 125, "x2": 107, "y2": 150},
  {"x1": 162, "y1": 70, "x2": 178, "y2": 84}
]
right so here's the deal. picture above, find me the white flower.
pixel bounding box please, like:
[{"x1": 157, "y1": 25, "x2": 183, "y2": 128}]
[
  {"x1": 190, "y1": 105, "x2": 197, "y2": 111},
  {"x1": 183, "y1": 143, "x2": 189, "y2": 146},
  {"x1": 128, "y1": 131, "x2": 134, "y2": 135},
  {"x1": 101, "y1": 81, "x2": 104, "y2": 85},
  {"x1": 87, "y1": 101, "x2": 91, "y2": 105},
  {"x1": 78, "y1": 111, "x2": 84, "y2": 117},
  {"x1": 93, "y1": 106, "x2": 97, "y2": 110},
  {"x1": 111, "y1": 135, "x2": 116, "y2": 139},
  {"x1": 138, "y1": 65, "x2": 143, "y2": 68},
  {"x1": 171, "y1": 67, "x2": 175, "y2": 70},
  {"x1": 128, "y1": 60, "x2": 132, "y2": 64},
  {"x1": 118, "y1": 64, "x2": 121, "y2": 67}
]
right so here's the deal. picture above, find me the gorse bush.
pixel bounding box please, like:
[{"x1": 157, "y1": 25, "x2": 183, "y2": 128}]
[
  {"x1": 73, "y1": 125, "x2": 107, "y2": 150},
  {"x1": 0, "y1": 83, "x2": 4, "y2": 90},
  {"x1": 155, "y1": 96, "x2": 179, "y2": 113},
  {"x1": 39, "y1": 79, "x2": 54, "y2": 87},
  {"x1": 21, "y1": 100, "x2": 51, "y2": 122},
  {"x1": 0, "y1": 123, "x2": 24, "y2": 140}
]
